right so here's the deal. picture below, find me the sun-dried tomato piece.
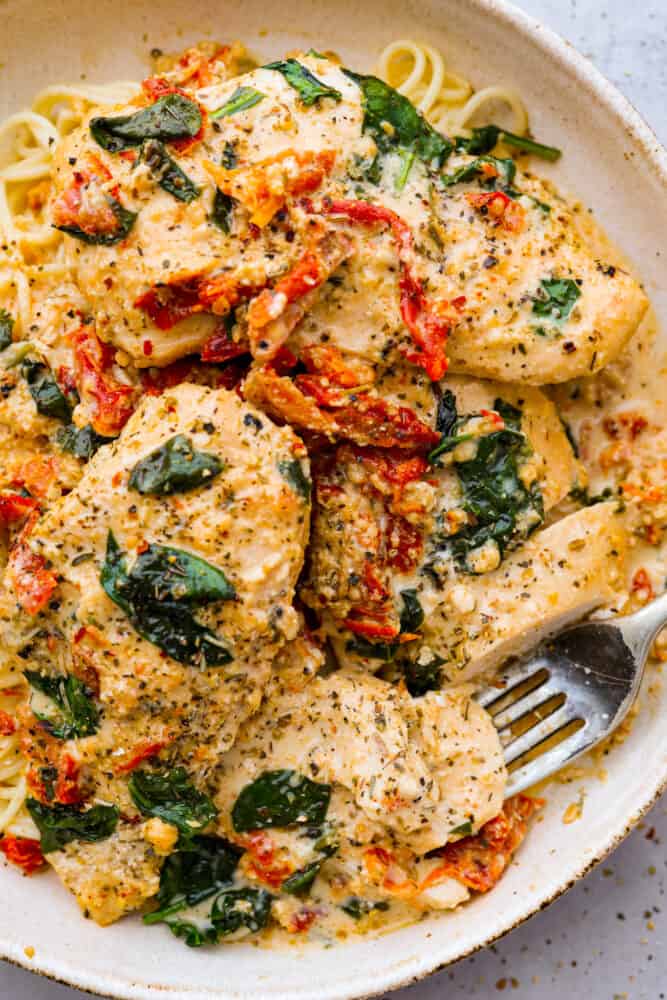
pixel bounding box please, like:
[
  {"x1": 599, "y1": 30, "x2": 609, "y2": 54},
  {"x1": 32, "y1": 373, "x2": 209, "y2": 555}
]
[
  {"x1": 70, "y1": 327, "x2": 136, "y2": 436},
  {"x1": 0, "y1": 836, "x2": 46, "y2": 875},
  {"x1": 423, "y1": 794, "x2": 543, "y2": 894},
  {"x1": 0, "y1": 493, "x2": 39, "y2": 525},
  {"x1": 7, "y1": 512, "x2": 57, "y2": 615}
]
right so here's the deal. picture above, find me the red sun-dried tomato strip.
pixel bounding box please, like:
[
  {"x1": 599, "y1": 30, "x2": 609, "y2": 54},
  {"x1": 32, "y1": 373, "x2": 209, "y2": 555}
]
[
  {"x1": 0, "y1": 710, "x2": 17, "y2": 735},
  {"x1": 0, "y1": 836, "x2": 46, "y2": 875},
  {"x1": 423, "y1": 794, "x2": 544, "y2": 894},
  {"x1": 70, "y1": 327, "x2": 136, "y2": 437},
  {"x1": 0, "y1": 494, "x2": 39, "y2": 525},
  {"x1": 313, "y1": 198, "x2": 450, "y2": 381},
  {"x1": 7, "y1": 512, "x2": 57, "y2": 615}
]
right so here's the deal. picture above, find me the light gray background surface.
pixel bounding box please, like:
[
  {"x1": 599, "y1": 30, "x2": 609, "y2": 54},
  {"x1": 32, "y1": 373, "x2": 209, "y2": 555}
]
[{"x1": 2, "y1": 1, "x2": 666, "y2": 997}]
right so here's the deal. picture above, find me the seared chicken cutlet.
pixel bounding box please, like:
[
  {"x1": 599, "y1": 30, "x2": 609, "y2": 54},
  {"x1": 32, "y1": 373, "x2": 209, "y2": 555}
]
[{"x1": 1, "y1": 383, "x2": 310, "y2": 923}]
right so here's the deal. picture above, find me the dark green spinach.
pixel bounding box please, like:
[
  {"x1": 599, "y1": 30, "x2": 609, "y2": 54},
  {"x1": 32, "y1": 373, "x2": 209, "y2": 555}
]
[
  {"x1": 90, "y1": 94, "x2": 202, "y2": 153},
  {"x1": 140, "y1": 139, "x2": 199, "y2": 202},
  {"x1": 340, "y1": 897, "x2": 390, "y2": 919},
  {"x1": 455, "y1": 125, "x2": 561, "y2": 161},
  {"x1": 532, "y1": 277, "x2": 581, "y2": 334},
  {"x1": 144, "y1": 835, "x2": 242, "y2": 925},
  {"x1": 210, "y1": 887, "x2": 272, "y2": 937},
  {"x1": 21, "y1": 359, "x2": 72, "y2": 421},
  {"x1": 232, "y1": 770, "x2": 331, "y2": 832},
  {"x1": 129, "y1": 767, "x2": 217, "y2": 839},
  {"x1": 128, "y1": 434, "x2": 223, "y2": 495},
  {"x1": 24, "y1": 671, "x2": 99, "y2": 740},
  {"x1": 403, "y1": 651, "x2": 445, "y2": 697},
  {"x1": 277, "y1": 458, "x2": 311, "y2": 500},
  {"x1": 441, "y1": 155, "x2": 516, "y2": 190},
  {"x1": 211, "y1": 86, "x2": 266, "y2": 119},
  {"x1": 343, "y1": 71, "x2": 452, "y2": 172},
  {"x1": 398, "y1": 589, "x2": 423, "y2": 634},
  {"x1": 56, "y1": 423, "x2": 112, "y2": 460},
  {"x1": 210, "y1": 188, "x2": 235, "y2": 233},
  {"x1": 100, "y1": 532, "x2": 235, "y2": 666},
  {"x1": 26, "y1": 799, "x2": 119, "y2": 853},
  {"x1": 265, "y1": 60, "x2": 341, "y2": 106},
  {"x1": 429, "y1": 398, "x2": 544, "y2": 574}
]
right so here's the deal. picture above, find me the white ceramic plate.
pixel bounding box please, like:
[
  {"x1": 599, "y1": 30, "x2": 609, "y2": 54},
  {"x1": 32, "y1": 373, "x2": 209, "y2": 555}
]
[{"x1": 1, "y1": 1, "x2": 667, "y2": 997}]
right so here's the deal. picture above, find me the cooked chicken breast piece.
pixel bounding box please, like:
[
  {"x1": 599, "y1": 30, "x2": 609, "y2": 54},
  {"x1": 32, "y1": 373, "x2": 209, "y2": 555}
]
[
  {"x1": 416, "y1": 501, "x2": 628, "y2": 685},
  {"x1": 302, "y1": 378, "x2": 578, "y2": 637},
  {"x1": 2, "y1": 383, "x2": 310, "y2": 922},
  {"x1": 215, "y1": 671, "x2": 506, "y2": 856}
]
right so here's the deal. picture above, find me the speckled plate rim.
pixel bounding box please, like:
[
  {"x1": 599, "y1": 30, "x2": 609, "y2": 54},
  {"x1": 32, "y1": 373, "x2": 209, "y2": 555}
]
[{"x1": 1, "y1": 0, "x2": 666, "y2": 997}]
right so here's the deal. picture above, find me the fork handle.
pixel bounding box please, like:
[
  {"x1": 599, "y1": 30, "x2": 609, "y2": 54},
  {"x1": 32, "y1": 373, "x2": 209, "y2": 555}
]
[{"x1": 621, "y1": 590, "x2": 667, "y2": 653}]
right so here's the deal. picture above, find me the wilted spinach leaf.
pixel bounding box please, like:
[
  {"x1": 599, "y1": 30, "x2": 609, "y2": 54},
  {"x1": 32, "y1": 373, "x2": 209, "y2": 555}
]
[
  {"x1": 211, "y1": 86, "x2": 266, "y2": 119},
  {"x1": 340, "y1": 897, "x2": 390, "y2": 919},
  {"x1": 436, "y1": 389, "x2": 458, "y2": 437},
  {"x1": 441, "y1": 155, "x2": 516, "y2": 190},
  {"x1": 265, "y1": 59, "x2": 341, "y2": 106},
  {"x1": 21, "y1": 359, "x2": 72, "y2": 421},
  {"x1": 455, "y1": 125, "x2": 561, "y2": 161},
  {"x1": 232, "y1": 770, "x2": 331, "y2": 832},
  {"x1": 211, "y1": 887, "x2": 273, "y2": 937},
  {"x1": 26, "y1": 799, "x2": 119, "y2": 853},
  {"x1": 90, "y1": 94, "x2": 201, "y2": 152},
  {"x1": 343, "y1": 71, "x2": 452, "y2": 171},
  {"x1": 129, "y1": 767, "x2": 217, "y2": 839},
  {"x1": 346, "y1": 636, "x2": 399, "y2": 661},
  {"x1": 0, "y1": 310, "x2": 14, "y2": 352},
  {"x1": 428, "y1": 399, "x2": 544, "y2": 574},
  {"x1": 210, "y1": 188, "x2": 235, "y2": 233},
  {"x1": 100, "y1": 532, "x2": 235, "y2": 666},
  {"x1": 277, "y1": 458, "x2": 311, "y2": 500},
  {"x1": 398, "y1": 589, "x2": 423, "y2": 634},
  {"x1": 140, "y1": 139, "x2": 199, "y2": 202},
  {"x1": 532, "y1": 277, "x2": 581, "y2": 334},
  {"x1": 55, "y1": 197, "x2": 137, "y2": 245},
  {"x1": 56, "y1": 423, "x2": 112, "y2": 460},
  {"x1": 128, "y1": 434, "x2": 223, "y2": 495},
  {"x1": 403, "y1": 651, "x2": 445, "y2": 697},
  {"x1": 147, "y1": 836, "x2": 242, "y2": 919},
  {"x1": 24, "y1": 671, "x2": 99, "y2": 740}
]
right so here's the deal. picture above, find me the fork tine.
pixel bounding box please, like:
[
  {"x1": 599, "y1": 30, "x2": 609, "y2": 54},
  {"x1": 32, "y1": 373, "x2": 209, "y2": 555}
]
[
  {"x1": 492, "y1": 681, "x2": 564, "y2": 731},
  {"x1": 476, "y1": 654, "x2": 552, "y2": 709},
  {"x1": 503, "y1": 703, "x2": 584, "y2": 765},
  {"x1": 505, "y1": 721, "x2": 592, "y2": 797}
]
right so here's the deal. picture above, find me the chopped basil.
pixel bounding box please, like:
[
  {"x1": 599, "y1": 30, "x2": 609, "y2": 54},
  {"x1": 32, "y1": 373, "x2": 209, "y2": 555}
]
[
  {"x1": 455, "y1": 125, "x2": 561, "y2": 162},
  {"x1": 277, "y1": 458, "x2": 311, "y2": 500},
  {"x1": 129, "y1": 767, "x2": 217, "y2": 840},
  {"x1": 26, "y1": 799, "x2": 119, "y2": 853},
  {"x1": 403, "y1": 651, "x2": 445, "y2": 697},
  {"x1": 343, "y1": 71, "x2": 452, "y2": 171},
  {"x1": 340, "y1": 897, "x2": 390, "y2": 919},
  {"x1": 21, "y1": 359, "x2": 72, "y2": 421},
  {"x1": 532, "y1": 277, "x2": 581, "y2": 334},
  {"x1": 265, "y1": 59, "x2": 341, "y2": 106},
  {"x1": 140, "y1": 139, "x2": 200, "y2": 202},
  {"x1": 90, "y1": 93, "x2": 202, "y2": 152},
  {"x1": 232, "y1": 769, "x2": 331, "y2": 832},
  {"x1": 211, "y1": 86, "x2": 266, "y2": 119},
  {"x1": 569, "y1": 484, "x2": 615, "y2": 507},
  {"x1": 55, "y1": 197, "x2": 137, "y2": 245},
  {"x1": 0, "y1": 310, "x2": 14, "y2": 352},
  {"x1": 56, "y1": 423, "x2": 112, "y2": 460},
  {"x1": 128, "y1": 434, "x2": 223, "y2": 495},
  {"x1": 24, "y1": 671, "x2": 99, "y2": 740},
  {"x1": 100, "y1": 532, "x2": 235, "y2": 666}
]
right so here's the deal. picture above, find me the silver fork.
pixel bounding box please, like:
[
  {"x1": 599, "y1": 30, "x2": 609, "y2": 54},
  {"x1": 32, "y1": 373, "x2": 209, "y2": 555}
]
[{"x1": 476, "y1": 592, "x2": 667, "y2": 797}]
